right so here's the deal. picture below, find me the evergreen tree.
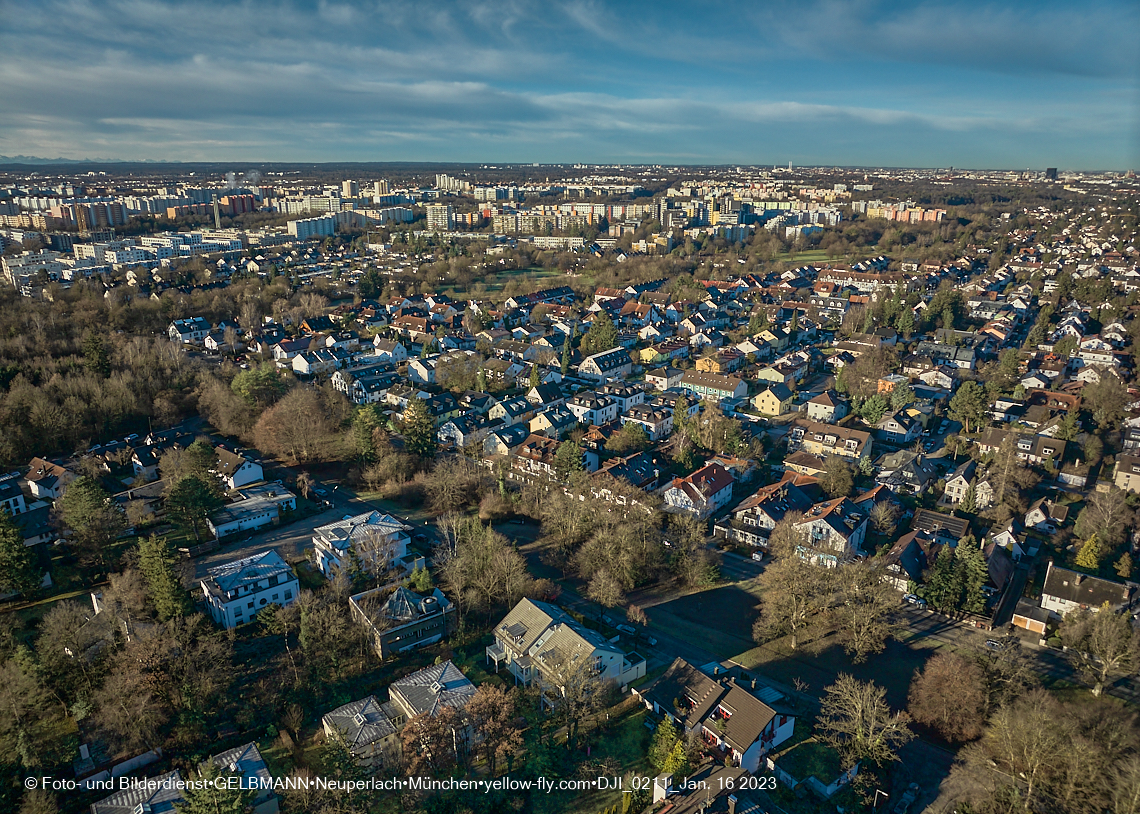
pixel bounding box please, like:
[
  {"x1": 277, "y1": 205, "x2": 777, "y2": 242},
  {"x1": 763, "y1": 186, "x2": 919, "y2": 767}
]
[
  {"x1": 553, "y1": 440, "x2": 584, "y2": 482},
  {"x1": 82, "y1": 332, "x2": 111, "y2": 379},
  {"x1": 408, "y1": 565, "x2": 433, "y2": 593},
  {"x1": 1075, "y1": 534, "x2": 1102, "y2": 572},
  {"x1": 165, "y1": 475, "x2": 224, "y2": 543},
  {"x1": 529, "y1": 363, "x2": 540, "y2": 390},
  {"x1": 955, "y1": 539, "x2": 989, "y2": 614},
  {"x1": 890, "y1": 384, "x2": 915, "y2": 411},
  {"x1": 860, "y1": 395, "x2": 890, "y2": 425},
  {"x1": 896, "y1": 308, "x2": 914, "y2": 339},
  {"x1": 648, "y1": 718, "x2": 679, "y2": 771},
  {"x1": 923, "y1": 548, "x2": 963, "y2": 611},
  {"x1": 57, "y1": 476, "x2": 126, "y2": 568},
  {"x1": 350, "y1": 407, "x2": 380, "y2": 464},
  {"x1": 1116, "y1": 552, "x2": 1134, "y2": 580},
  {"x1": 959, "y1": 483, "x2": 978, "y2": 514},
  {"x1": 477, "y1": 367, "x2": 488, "y2": 393},
  {"x1": 948, "y1": 381, "x2": 987, "y2": 433},
  {"x1": 1055, "y1": 412, "x2": 1079, "y2": 441},
  {"x1": 403, "y1": 396, "x2": 437, "y2": 460},
  {"x1": 560, "y1": 334, "x2": 571, "y2": 375},
  {"x1": 137, "y1": 535, "x2": 191, "y2": 621},
  {"x1": 0, "y1": 509, "x2": 41, "y2": 597},
  {"x1": 580, "y1": 311, "x2": 618, "y2": 356},
  {"x1": 662, "y1": 739, "x2": 691, "y2": 779},
  {"x1": 175, "y1": 763, "x2": 253, "y2": 814}
]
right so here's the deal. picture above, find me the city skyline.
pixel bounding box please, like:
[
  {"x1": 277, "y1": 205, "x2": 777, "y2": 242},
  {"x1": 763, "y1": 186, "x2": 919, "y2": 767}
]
[{"x1": 1, "y1": 0, "x2": 1137, "y2": 170}]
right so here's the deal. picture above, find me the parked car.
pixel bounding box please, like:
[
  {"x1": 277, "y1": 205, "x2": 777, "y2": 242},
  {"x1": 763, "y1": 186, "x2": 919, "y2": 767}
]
[
  {"x1": 903, "y1": 594, "x2": 927, "y2": 607},
  {"x1": 616, "y1": 624, "x2": 637, "y2": 635}
]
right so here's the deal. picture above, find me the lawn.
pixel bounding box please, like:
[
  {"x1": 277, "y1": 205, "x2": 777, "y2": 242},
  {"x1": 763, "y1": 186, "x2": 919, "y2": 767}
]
[
  {"x1": 776, "y1": 739, "x2": 841, "y2": 784},
  {"x1": 645, "y1": 584, "x2": 761, "y2": 658},
  {"x1": 733, "y1": 632, "x2": 946, "y2": 709}
]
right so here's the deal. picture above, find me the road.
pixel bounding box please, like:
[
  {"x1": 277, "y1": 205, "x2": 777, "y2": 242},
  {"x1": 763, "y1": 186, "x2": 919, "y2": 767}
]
[
  {"x1": 188, "y1": 478, "x2": 421, "y2": 580},
  {"x1": 899, "y1": 604, "x2": 1140, "y2": 705}
]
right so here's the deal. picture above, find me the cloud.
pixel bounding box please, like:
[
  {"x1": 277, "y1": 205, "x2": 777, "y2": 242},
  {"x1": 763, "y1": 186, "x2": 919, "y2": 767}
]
[{"x1": 0, "y1": 0, "x2": 1132, "y2": 167}]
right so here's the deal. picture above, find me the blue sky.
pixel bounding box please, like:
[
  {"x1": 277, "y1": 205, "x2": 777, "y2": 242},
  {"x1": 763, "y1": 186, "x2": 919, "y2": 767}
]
[{"x1": 0, "y1": 0, "x2": 1136, "y2": 169}]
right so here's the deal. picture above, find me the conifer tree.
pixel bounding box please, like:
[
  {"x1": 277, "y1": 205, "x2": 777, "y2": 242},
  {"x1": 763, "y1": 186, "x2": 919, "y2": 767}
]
[{"x1": 137, "y1": 535, "x2": 191, "y2": 621}]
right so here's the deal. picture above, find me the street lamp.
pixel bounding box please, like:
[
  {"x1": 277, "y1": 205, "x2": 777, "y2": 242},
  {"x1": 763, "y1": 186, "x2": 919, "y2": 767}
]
[{"x1": 873, "y1": 790, "x2": 889, "y2": 810}]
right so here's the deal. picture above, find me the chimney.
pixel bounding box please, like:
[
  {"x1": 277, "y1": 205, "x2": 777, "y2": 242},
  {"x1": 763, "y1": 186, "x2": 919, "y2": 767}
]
[
  {"x1": 751, "y1": 678, "x2": 757, "y2": 690},
  {"x1": 1075, "y1": 574, "x2": 1083, "y2": 585},
  {"x1": 728, "y1": 795, "x2": 738, "y2": 814},
  {"x1": 714, "y1": 666, "x2": 720, "y2": 675}
]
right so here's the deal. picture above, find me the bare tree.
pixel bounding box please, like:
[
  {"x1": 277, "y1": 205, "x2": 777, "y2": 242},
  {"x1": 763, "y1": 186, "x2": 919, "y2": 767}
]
[
  {"x1": 586, "y1": 569, "x2": 624, "y2": 607},
  {"x1": 832, "y1": 560, "x2": 899, "y2": 663},
  {"x1": 868, "y1": 501, "x2": 899, "y2": 536},
  {"x1": 1060, "y1": 604, "x2": 1140, "y2": 696},
  {"x1": 752, "y1": 514, "x2": 833, "y2": 650},
  {"x1": 1074, "y1": 487, "x2": 1134, "y2": 549},
  {"x1": 817, "y1": 674, "x2": 913, "y2": 769}
]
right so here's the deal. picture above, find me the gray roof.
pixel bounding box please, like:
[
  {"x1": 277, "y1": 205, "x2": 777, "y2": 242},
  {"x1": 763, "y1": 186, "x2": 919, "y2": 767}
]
[
  {"x1": 322, "y1": 695, "x2": 398, "y2": 751},
  {"x1": 90, "y1": 770, "x2": 184, "y2": 814},
  {"x1": 390, "y1": 659, "x2": 476, "y2": 718},
  {"x1": 205, "y1": 549, "x2": 293, "y2": 593},
  {"x1": 207, "y1": 741, "x2": 272, "y2": 795}
]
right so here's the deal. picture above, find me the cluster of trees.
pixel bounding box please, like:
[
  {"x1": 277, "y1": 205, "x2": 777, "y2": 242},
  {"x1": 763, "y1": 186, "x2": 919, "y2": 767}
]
[
  {"x1": 915, "y1": 537, "x2": 990, "y2": 614},
  {"x1": 751, "y1": 515, "x2": 899, "y2": 662}
]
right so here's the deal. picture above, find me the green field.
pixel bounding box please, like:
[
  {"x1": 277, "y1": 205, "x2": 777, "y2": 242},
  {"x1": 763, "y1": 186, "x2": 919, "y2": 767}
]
[{"x1": 645, "y1": 584, "x2": 762, "y2": 658}]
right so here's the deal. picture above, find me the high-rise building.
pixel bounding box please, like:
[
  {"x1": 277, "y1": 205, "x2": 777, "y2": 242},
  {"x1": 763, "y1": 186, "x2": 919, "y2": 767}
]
[
  {"x1": 1045, "y1": 168, "x2": 1058, "y2": 180},
  {"x1": 342, "y1": 180, "x2": 359, "y2": 197},
  {"x1": 426, "y1": 204, "x2": 455, "y2": 231},
  {"x1": 373, "y1": 180, "x2": 390, "y2": 196}
]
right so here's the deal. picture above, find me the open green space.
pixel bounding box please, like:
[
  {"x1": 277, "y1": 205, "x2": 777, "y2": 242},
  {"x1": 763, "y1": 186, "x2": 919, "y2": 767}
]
[
  {"x1": 646, "y1": 584, "x2": 762, "y2": 658},
  {"x1": 777, "y1": 738, "x2": 842, "y2": 784}
]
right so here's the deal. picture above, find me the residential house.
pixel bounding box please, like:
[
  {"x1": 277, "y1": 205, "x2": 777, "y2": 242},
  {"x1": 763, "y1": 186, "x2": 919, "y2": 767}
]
[
  {"x1": 24, "y1": 457, "x2": 74, "y2": 500},
  {"x1": 976, "y1": 429, "x2": 1066, "y2": 467},
  {"x1": 718, "y1": 478, "x2": 814, "y2": 549},
  {"x1": 883, "y1": 529, "x2": 940, "y2": 592},
  {"x1": 751, "y1": 383, "x2": 794, "y2": 417},
  {"x1": 168, "y1": 317, "x2": 210, "y2": 344},
  {"x1": 489, "y1": 395, "x2": 537, "y2": 427},
  {"x1": 874, "y1": 450, "x2": 938, "y2": 495},
  {"x1": 214, "y1": 446, "x2": 263, "y2": 490},
  {"x1": 663, "y1": 463, "x2": 734, "y2": 520},
  {"x1": 680, "y1": 371, "x2": 748, "y2": 404},
  {"x1": 372, "y1": 338, "x2": 409, "y2": 364},
  {"x1": 794, "y1": 497, "x2": 868, "y2": 566},
  {"x1": 597, "y1": 383, "x2": 645, "y2": 413},
  {"x1": 350, "y1": 586, "x2": 458, "y2": 658},
  {"x1": 910, "y1": 509, "x2": 970, "y2": 546},
  {"x1": 1114, "y1": 454, "x2": 1140, "y2": 494},
  {"x1": 1040, "y1": 561, "x2": 1136, "y2": 618},
  {"x1": 529, "y1": 407, "x2": 577, "y2": 439},
  {"x1": 205, "y1": 743, "x2": 278, "y2": 814},
  {"x1": 645, "y1": 367, "x2": 684, "y2": 391},
  {"x1": 578, "y1": 347, "x2": 634, "y2": 381},
  {"x1": 90, "y1": 771, "x2": 185, "y2": 814},
  {"x1": 272, "y1": 338, "x2": 309, "y2": 365},
  {"x1": 804, "y1": 391, "x2": 848, "y2": 424},
  {"x1": 788, "y1": 420, "x2": 872, "y2": 462},
  {"x1": 312, "y1": 511, "x2": 411, "y2": 581},
  {"x1": 942, "y1": 459, "x2": 994, "y2": 509},
  {"x1": 621, "y1": 404, "x2": 673, "y2": 441},
  {"x1": 873, "y1": 411, "x2": 922, "y2": 445},
  {"x1": 634, "y1": 657, "x2": 795, "y2": 774},
  {"x1": 207, "y1": 482, "x2": 297, "y2": 539},
  {"x1": 1024, "y1": 497, "x2": 1069, "y2": 534},
  {"x1": 486, "y1": 598, "x2": 646, "y2": 691},
  {"x1": 201, "y1": 549, "x2": 299, "y2": 629},
  {"x1": 321, "y1": 695, "x2": 402, "y2": 767},
  {"x1": 566, "y1": 392, "x2": 620, "y2": 427},
  {"x1": 482, "y1": 424, "x2": 531, "y2": 458}
]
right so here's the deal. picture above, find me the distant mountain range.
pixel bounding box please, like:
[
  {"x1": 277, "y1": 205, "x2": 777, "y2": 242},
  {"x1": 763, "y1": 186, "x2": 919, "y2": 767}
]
[{"x1": 0, "y1": 155, "x2": 148, "y2": 164}]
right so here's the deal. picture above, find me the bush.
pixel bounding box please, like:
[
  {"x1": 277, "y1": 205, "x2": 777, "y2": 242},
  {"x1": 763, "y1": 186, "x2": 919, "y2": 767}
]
[{"x1": 478, "y1": 493, "x2": 514, "y2": 521}]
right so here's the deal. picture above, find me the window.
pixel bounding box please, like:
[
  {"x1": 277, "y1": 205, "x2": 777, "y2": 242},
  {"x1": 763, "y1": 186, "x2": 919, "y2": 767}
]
[
  {"x1": 247, "y1": 602, "x2": 254, "y2": 609},
  {"x1": 272, "y1": 594, "x2": 279, "y2": 601}
]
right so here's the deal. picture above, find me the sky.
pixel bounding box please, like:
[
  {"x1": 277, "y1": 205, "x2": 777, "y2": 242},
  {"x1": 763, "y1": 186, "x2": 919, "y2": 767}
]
[{"x1": 0, "y1": 0, "x2": 1137, "y2": 169}]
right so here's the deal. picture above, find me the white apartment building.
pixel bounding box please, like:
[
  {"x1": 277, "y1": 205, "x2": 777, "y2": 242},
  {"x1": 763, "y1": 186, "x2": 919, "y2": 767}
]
[{"x1": 202, "y1": 550, "x2": 299, "y2": 629}]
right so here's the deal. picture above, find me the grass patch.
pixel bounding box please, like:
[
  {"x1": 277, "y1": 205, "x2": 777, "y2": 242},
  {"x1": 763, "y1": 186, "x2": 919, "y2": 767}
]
[
  {"x1": 294, "y1": 561, "x2": 326, "y2": 591},
  {"x1": 776, "y1": 739, "x2": 842, "y2": 784},
  {"x1": 645, "y1": 585, "x2": 760, "y2": 658}
]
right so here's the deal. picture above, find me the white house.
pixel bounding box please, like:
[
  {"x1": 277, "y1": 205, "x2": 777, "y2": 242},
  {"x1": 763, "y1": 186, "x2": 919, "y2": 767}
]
[
  {"x1": 201, "y1": 549, "x2": 299, "y2": 629},
  {"x1": 312, "y1": 511, "x2": 411, "y2": 580},
  {"x1": 1040, "y1": 561, "x2": 1135, "y2": 618},
  {"x1": 206, "y1": 483, "x2": 297, "y2": 539},
  {"x1": 578, "y1": 347, "x2": 633, "y2": 381},
  {"x1": 566, "y1": 392, "x2": 620, "y2": 427},
  {"x1": 168, "y1": 317, "x2": 210, "y2": 344},
  {"x1": 663, "y1": 462, "x2": 734, "y2": 520},
  {"x1": 213, "y1": 446, "x2": 263, "y2": 490}
]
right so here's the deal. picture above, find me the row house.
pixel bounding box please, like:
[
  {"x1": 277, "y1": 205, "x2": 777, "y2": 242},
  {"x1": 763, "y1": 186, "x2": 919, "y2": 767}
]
[{"x1": 788, "y1": 420, "x2": 872, "y2": 462}]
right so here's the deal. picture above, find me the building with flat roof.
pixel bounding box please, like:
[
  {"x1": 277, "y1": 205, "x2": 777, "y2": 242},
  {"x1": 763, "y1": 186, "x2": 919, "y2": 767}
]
[{"x1": 206, "y1": 482, "x2": 296, "y2": 539}]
